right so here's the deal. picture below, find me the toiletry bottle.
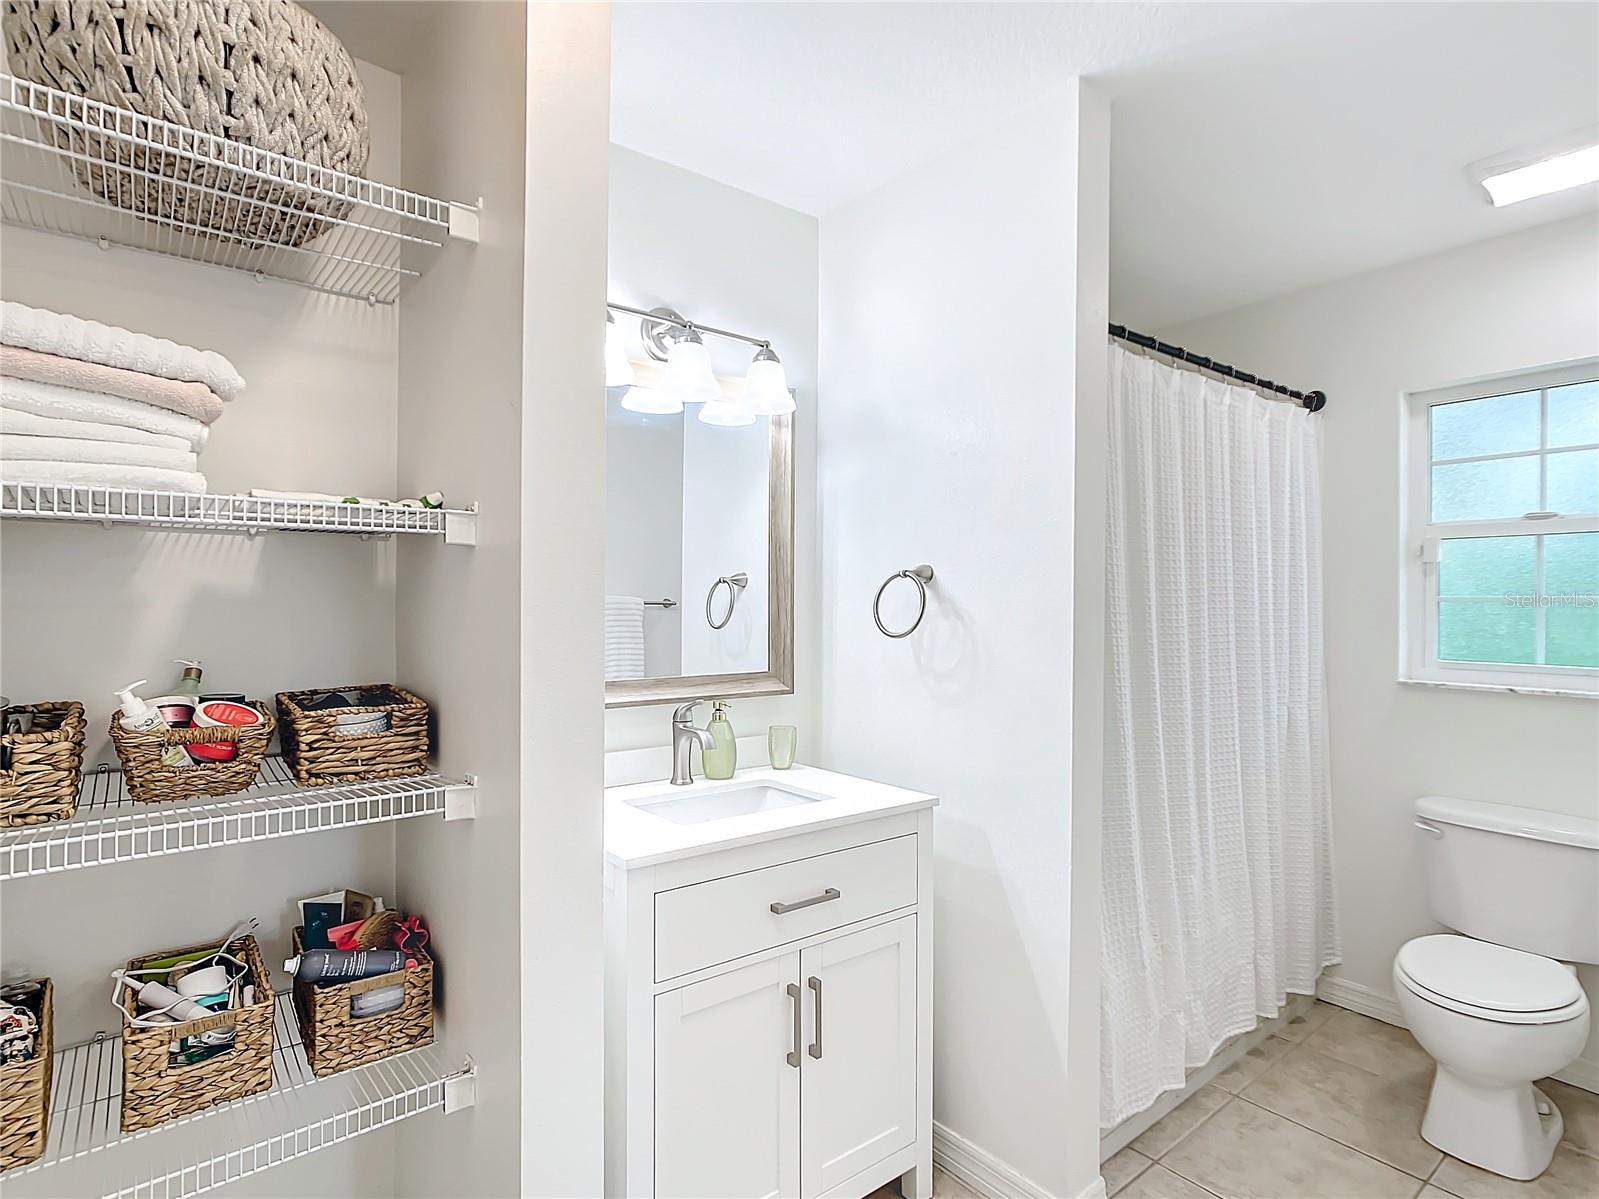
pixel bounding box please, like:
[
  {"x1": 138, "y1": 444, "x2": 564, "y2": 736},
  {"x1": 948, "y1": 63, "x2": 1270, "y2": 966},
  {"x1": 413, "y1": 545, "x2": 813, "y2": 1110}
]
[
  {"x1": 702, "y1": 701, "x2": 737, "y2": 780},
  {"x1": 284, "y1": 948, "x2": 414, "y2": 985},
  {"x1": 173, "y1": 659, "x2": 204, "y2": 698},
  {"x1": 114, "y1": 682, "x2": 165, "y2": 732}
]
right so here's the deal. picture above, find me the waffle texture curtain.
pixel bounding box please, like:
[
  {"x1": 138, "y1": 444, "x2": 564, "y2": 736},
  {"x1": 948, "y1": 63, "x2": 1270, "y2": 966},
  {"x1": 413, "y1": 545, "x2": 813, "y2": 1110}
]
[{"x1": 1100, "y1": 343, "x2": 1340, "y2": 1128}]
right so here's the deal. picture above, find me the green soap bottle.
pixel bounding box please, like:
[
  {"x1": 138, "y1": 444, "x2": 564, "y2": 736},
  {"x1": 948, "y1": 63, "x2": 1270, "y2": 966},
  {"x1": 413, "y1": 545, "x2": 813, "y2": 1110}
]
[{"x1": 702, "y1": 701, "x2": 736, "y2": 780}]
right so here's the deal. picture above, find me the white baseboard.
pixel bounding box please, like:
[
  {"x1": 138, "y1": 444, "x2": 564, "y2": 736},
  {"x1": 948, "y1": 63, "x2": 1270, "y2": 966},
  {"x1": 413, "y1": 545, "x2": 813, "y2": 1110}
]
[
  {"x1": 933, "y1": 1121, "x2": 1099, "y2": 1199},
  {"x1": 1317, "y1": 974, "x2": 1599, "y2": 1094}
]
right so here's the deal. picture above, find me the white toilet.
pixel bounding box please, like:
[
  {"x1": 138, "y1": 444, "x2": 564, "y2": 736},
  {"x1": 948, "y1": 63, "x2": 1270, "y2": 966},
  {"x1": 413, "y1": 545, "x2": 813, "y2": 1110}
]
[{"x1": 1394, "y1": 796, "x2": 1597, "y2": 1180}]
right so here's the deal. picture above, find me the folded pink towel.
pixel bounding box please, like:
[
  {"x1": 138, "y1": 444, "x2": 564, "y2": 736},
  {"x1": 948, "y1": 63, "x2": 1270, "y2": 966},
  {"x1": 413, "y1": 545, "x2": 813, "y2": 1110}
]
[{"x1": 0, "y1": 345, "x2": 224, "y2": 423}]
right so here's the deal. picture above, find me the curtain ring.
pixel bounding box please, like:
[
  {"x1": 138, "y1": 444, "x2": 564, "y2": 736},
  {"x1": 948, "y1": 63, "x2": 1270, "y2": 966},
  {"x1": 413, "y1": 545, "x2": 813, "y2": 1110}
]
[
  {"x1": 873, "y1": 564, "x2": 935, "y2": 638},
  {"x1": 705, "y1": 572, "x2": 749, "y2": 630}
]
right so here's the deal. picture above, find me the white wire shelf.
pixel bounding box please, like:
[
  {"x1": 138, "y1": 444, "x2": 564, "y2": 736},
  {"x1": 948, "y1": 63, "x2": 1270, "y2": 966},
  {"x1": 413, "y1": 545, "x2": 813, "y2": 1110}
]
[
  {"x1": 0, "y1": 758, "x2": 475, "y2": 882},
  {"x1": 3, "y1": 994, "x2": 474, "y2": 1199},
  {"x1": 0, "y1": 483, "x2": 479, "y2": 543},
  {"x1": 0, "y1": 73, "x2": 479, "y2": 304}
]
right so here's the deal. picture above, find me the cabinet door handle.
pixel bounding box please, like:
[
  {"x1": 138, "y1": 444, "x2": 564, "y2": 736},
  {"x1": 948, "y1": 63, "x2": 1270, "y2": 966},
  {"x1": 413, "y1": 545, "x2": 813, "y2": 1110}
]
[
  {"x1": 786, "y1": 983, "x2": 802, "y2": 1068},
  {"x1": 807, "y1": 975, "x2": 822, "y2": 1060},
  {"x1": 770, "y1": 887, "x2": 841, "y2": 915}
]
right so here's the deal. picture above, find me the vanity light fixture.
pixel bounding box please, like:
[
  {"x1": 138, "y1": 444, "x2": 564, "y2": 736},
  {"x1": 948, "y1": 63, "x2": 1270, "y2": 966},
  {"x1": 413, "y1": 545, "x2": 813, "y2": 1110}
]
[
  {"x1": 699, "y1": 397, "x2": 756, "y2": 427},
  {"x1": 662, "y1": 327, "x2": 722, "y2": 404},
  {"x1": 621, "y1": 386, "x2": 683, "y2": 415},
  {"x1": 1472, "y1": 128, "x2": 1599, "y2": 207},
  {"x1": 605, "y1": 311, "x2": 636, "y2": 388},
  {"x1": 743, "y1": 346, "x2": 795, "y2": 415}
]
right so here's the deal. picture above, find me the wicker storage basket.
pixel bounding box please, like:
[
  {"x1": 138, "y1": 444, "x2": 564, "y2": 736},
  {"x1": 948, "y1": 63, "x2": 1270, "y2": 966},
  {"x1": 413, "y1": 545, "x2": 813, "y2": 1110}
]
[
  {"x1": 107, "y1": 702, "x2": 275, "y2": 803},
  {"x1": 119, "y1": 935, "x2": 274, "y2": 1133},
  {"x1": 0, "y1": 977, "x2": 52, "y2": 1170},
  {"x1": 1, "y1": 701, "x2": 85, "y2": 826},
  {"x1": 3, "y1": 0, "x2": 370, "y2": 247},
  {"x1": 289, "y1": 925, "x2": 432, "y2": 1078},
  {"x1": 276, "y1": 685, "x2": 429, "y2": 787}
]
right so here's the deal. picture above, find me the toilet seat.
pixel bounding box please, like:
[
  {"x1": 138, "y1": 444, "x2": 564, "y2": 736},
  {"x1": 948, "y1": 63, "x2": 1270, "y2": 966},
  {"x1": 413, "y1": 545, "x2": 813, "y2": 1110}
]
[{"x1": 1396, "y1": 935, "x2": 1588, "y2": 1025}]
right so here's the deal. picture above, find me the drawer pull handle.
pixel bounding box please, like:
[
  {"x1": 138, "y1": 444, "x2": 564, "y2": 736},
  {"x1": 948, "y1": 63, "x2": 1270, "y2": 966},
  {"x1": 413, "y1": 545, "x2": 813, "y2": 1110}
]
[
  {"x1": 807, "y1": 975, "x2": 822, "y2": 1060},
  {"x1": 786, "y1": 983, "x2": 802, "y2": 1068},
  {"x1": 770, "y1": 887, "x2": 841, "y2": 915}
]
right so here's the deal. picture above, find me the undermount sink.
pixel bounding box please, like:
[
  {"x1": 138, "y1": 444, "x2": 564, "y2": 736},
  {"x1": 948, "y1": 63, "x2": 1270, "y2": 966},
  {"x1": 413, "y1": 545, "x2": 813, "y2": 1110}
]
[{"x1": 627, "y1": 783, "x2": 824, "y2": 826}]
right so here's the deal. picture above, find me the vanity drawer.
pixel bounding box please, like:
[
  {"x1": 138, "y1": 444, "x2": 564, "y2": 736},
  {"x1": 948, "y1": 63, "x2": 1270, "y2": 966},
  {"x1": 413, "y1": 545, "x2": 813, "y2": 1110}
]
[{"x1": 654, "y1": 834, "x2": 918, "y2": 981}]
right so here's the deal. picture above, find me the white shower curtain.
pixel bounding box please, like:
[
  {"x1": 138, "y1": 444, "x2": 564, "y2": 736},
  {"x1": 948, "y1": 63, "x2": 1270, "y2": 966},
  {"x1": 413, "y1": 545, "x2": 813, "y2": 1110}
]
[{"x1": 1100, "y1": 344, "x2": 1340, "y2": 1129}]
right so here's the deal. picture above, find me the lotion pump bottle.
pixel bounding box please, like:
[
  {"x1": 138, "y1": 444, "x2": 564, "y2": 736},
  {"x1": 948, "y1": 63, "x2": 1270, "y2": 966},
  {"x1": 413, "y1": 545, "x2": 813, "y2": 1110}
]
[
  {"x1": 173, "y1": 659, "x2": 204, "y2": 698},
  {"x1": 114, "y1": 682, "x2": 165, "y2": 732},
  {"x1": 702, "y1": 701, "x2": 737, "y2": 780}
]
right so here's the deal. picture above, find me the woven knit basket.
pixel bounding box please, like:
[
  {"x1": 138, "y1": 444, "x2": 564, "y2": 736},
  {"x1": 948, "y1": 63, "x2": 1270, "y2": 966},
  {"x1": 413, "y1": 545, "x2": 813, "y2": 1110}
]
[
  {"x1": 119, "y1": 935, "x2": 274, "y2": 1133},
  {"x1": 0, "y1": 701, "x2": 86, "y2": 826},
  {"x1": 0, "y1": 977, "x2": 52, "y2": 1170},
  {"x1": 276, "y1": 684, "x2": 429, "y2": 787},
  {"x1": 107, "y1": 702, "x2": 275, "y2": 803},
  {"x1": 290, "y1": 925, "x2": 432, "y2": 1078},
  {"x1": 3, "y1": 0, "x2": 370, "y2": 247}
]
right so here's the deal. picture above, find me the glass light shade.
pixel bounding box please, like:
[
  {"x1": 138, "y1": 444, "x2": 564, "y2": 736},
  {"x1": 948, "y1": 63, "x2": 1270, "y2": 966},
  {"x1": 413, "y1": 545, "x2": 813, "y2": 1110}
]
[
  {"x1": 744, "y1": 353, "x2": 795, "y2": 415},
  {"x1": 620, "y1": 386, "x2": 682, "y2": 415},
  {"x1": 699, "y1": 398, "x2": 755, "y2": 427},
  {"x1": 604, "y1": 316, "x2": 636, "y2": 388},
  {"x1": 663, "y1": 334, "x2": 721, "y2": 403}
]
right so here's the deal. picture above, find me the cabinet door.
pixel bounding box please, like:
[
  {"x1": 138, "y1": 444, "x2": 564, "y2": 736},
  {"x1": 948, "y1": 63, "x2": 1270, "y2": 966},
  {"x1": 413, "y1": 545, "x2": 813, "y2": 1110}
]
[
  {"x1": 800, "y1": 915, "x2": 918, "y2": 1198},
  {"x1": 654, "y1": 953, "x2": 801, "y2": 1199}
]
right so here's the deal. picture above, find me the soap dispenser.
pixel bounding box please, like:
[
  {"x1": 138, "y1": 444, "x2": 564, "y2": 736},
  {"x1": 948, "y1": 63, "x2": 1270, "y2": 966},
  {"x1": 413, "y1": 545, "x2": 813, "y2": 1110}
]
[
  {"x1": 702, "y1": 701, "x2": 736, "y2": 780},
  {"x1": 173, "y1": 659, "x2": 204, "y2": 698}
]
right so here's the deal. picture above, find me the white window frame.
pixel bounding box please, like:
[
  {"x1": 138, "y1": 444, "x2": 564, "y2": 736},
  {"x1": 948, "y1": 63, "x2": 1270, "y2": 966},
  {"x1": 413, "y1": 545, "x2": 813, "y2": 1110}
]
[{"x1": 1402, "y1": 358, "x2": 1599, "y2": 696}]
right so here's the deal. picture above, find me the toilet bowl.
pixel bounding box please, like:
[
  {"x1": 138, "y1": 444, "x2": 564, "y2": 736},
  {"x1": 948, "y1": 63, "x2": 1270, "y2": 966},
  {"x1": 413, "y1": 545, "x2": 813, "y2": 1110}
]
[{"x1": 1394, "y1": 934, "x2": 1589, "y2": 1180}]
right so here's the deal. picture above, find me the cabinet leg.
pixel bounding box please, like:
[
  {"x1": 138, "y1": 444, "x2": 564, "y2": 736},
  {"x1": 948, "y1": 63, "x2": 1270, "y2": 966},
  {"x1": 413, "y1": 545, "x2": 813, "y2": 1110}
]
[{"x1": 900, "y1": 1160, "x2": 934, "y2": 1199}]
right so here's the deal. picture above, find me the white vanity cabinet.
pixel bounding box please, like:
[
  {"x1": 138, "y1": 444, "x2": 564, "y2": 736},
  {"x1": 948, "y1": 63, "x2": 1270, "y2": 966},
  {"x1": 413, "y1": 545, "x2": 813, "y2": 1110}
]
[{"x1": 605, "y1": 768, "x2": 936, "y2": 1199}]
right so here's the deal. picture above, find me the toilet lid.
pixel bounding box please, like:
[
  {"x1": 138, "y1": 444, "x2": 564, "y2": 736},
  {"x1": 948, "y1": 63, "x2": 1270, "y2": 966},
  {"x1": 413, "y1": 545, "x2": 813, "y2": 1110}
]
[{"x1": 1397, "y1": 935, "x2": 1583, "y2": 1014}]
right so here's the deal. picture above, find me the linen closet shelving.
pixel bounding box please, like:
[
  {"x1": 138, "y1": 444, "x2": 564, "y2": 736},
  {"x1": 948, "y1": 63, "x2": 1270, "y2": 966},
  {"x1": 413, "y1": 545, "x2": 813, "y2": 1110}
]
[{"x1": 0, "y1": 36, "x2": 506, "y2": 1198}]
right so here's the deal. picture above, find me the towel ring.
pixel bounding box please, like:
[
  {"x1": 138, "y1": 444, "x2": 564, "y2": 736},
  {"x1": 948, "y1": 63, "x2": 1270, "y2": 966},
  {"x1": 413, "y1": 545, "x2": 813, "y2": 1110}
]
[
  {"x1": 706, "y1": 572, "x2": 749, "y2": 630},
  {"x1": 873, "y1": 565, "x2": 935, "y2": 638}
]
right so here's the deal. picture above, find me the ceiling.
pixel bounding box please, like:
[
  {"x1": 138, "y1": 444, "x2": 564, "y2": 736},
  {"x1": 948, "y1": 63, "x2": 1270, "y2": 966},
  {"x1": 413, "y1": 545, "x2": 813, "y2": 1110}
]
[{"x1": 611, "y1": 2, "x2": 1599, "y2": 328}]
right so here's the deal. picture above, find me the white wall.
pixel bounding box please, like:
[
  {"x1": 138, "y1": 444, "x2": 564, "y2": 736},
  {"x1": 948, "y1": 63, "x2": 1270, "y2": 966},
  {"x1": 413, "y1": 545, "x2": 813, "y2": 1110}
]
[
  {"x1": 1162, "y1": 214, "x2": 1599, "y2": 1086},
  {"x1": 819, "y1": 84, "x2": 1110, "y2": 1198},
  {"x1": 604, "y1": 146, "x2": 818, "y2": 755}
]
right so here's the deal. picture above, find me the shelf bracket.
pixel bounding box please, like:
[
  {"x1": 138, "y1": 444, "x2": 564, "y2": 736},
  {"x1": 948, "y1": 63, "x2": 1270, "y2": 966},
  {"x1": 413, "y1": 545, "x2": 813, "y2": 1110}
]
[
  {"x1": 445, "y1": 1060, "x2": 477, "y2": 1114},
  {"x1": 449, "y1": 200, "x2": 482, "y2": 244},
  {"x1": 445, "y1": 776, "x2": 478, "y2": 821},
  {"x1": 444, "y1": 504, "x2": 479, "y2": 546}
]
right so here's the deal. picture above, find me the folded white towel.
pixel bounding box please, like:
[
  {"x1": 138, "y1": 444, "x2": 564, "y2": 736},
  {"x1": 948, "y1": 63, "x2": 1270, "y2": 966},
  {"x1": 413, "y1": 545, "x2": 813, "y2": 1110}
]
[
  {"x1": 604, "y1": 595, "x2": 647, "y2": 681},
  {"x1": 1, "y1": 376, "x2": 208, "y2": 449},
  {"x1": 0, "y1": 301, "x2": 245, "y2": 400},
  {"x1": 0, "y1": 407, "x2": 190, "y2": 451},
  {"x1": 1, "y1": 460, "x2": 207, "y2": 494},
  {"x1": 0, "y1": 434, "x2": 198, "y2": 471},
  {"x1": 249, "y1": 488, "x2": 388, "y2": 505}
]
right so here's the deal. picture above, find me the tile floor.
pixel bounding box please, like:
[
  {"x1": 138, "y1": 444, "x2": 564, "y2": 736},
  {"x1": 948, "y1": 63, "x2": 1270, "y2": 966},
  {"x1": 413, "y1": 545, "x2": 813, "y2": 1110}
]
[{"x1": 1103, "y1": 1003, "x2": 1599, "y2": 1199}]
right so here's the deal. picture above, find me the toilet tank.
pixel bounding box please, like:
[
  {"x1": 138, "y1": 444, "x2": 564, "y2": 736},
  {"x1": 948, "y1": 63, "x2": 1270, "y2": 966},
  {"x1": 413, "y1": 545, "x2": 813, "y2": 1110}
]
[{"x1": 1415, "y1": 796, "x2": 1599, "y2": 964}]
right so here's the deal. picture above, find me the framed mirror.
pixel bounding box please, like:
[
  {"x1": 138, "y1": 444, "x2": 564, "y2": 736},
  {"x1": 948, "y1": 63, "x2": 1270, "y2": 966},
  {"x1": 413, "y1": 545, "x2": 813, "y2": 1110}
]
[{"x1": 604, "y1": 391, "x2": 794, "y2": 708}]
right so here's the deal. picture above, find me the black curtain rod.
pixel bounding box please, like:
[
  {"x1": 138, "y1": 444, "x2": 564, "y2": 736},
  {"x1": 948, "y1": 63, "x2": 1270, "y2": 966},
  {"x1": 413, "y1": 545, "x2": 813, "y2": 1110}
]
[{"x1": 1108, "y1": 324, "x2": 1327, "y2": 412}]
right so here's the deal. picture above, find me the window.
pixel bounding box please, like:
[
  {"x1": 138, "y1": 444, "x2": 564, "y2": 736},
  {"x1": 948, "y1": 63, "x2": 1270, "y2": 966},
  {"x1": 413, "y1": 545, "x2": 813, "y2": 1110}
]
[{"x1": 1404, "y1": 361, "x2": 1599, "y2": 693}]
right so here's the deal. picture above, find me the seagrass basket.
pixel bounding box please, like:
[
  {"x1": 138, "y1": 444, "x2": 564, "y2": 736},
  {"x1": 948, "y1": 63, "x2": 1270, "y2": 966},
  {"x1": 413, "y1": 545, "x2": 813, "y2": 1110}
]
[
  {"x1": 119, "y1": 935, "x2": 274, "y2": 1133},
  {"x1": 0, "y1": 700, "x2": 85, "y2": 826},
  {"x1": 290, "y1": 925, "x2": 433, "y2": 1078},
  {"x1": 107, "y1": 703, "x2": 275, "y2": 803},
  {"x1": 3, "y1": 0, "x2": 370, "y2": 247},
  {"x1": 0, "y1": 977, "x2": 52, "y2": 1170},
  {"x1": 276, "y1": 685, "x2": 430, "y2": 787}
]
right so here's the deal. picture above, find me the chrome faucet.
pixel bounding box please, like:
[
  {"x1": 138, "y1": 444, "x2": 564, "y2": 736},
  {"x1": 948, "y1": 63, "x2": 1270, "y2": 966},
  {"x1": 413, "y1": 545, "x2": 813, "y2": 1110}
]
[{"x1": 670, "y1": 701, "x2": 717, "y2": 786}]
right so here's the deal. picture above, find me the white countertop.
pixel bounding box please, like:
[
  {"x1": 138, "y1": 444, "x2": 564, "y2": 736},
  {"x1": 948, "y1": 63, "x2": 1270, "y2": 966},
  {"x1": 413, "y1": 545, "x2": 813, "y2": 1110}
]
[{"x1": 605, "y1": 765, "x2": 938, "y2": 869}]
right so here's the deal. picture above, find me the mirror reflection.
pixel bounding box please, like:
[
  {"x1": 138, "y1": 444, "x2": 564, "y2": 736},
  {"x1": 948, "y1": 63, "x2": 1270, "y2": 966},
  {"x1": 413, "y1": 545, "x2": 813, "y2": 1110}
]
[{"x1": 604, "y1": 391, "x2": 770, "y2": 681}]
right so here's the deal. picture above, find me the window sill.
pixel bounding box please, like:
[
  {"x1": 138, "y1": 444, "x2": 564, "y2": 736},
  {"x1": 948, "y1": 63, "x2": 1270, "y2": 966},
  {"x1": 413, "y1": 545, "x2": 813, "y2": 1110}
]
[{"x1": 1398, "y1": 677, "x2": 1598, "y2": 699}]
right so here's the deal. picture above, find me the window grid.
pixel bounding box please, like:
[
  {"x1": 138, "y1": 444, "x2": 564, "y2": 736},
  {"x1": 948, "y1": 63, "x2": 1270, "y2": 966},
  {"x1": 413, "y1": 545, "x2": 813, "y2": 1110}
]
[{"x1": 1409, "y1": 364, "x2": 1599, "y2": 691}]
